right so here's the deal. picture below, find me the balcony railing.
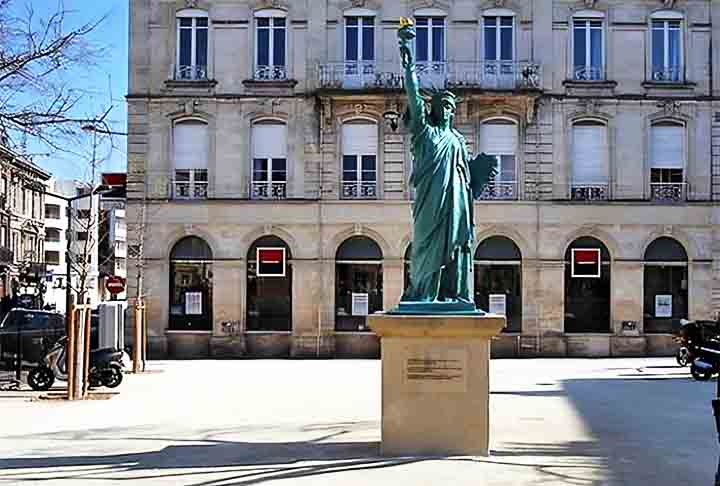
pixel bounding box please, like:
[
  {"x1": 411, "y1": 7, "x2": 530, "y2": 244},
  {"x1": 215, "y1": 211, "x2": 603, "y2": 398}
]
[
  {"x1": 251, "y1": 181, "x2": 287, "y2": 200},
  {"x1": 570, "y1": 184, "x2": 609, "y2": 201},
  {"x1": 172, "y1": 181, "x2": 208, "y2": 200},
  {"x1": 254, "y1": 65, "x2": 288, "y2": 81},
  {"x1": 477, "y1": 181, "x2": 517, "y2": 200},
  {"x1": 650, "y1": 183, "x2": 686, "y2": 202},
  {"x1": 173, "y1": 64, "x2": 208, "y2": 81},
  {"x1": 342, "y1": 182, "x2": 377, "y2": 199},
  {"x1": 573, "y1": 65, "x2": 605, "y2": 81},
  {"x1": 317, "y1": 61, "x2": 541, "y2": 90},
  {"x1": 651, "y1": 66, "x2": 683, "y2": 83}
]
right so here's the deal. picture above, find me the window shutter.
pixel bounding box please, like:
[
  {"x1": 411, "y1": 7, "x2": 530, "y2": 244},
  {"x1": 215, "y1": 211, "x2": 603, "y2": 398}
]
[
  {"x1": 342, "y1": 123, "x2": 378, "y2": 155},
  {"x1": 480, "y1": 122, "x2": 517, "y2": 154},
  {"x1": 651, "y1": 125, "x2": 683, "y2": 169},
  {"x1": 173, "y1": 121, "x2": 208, "y2": 170},
  {"x1": 252, "y1": 124, "x2": 288, "y2": 158},
  {"x1": 572, "y1": 125, "x2": 608, "y2": 183}
]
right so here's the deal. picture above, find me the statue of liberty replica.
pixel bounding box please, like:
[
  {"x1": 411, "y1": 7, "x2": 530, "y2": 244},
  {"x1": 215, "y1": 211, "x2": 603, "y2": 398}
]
[{"x1": 395, "y1": 18, "x2": 497, "y2": 314}]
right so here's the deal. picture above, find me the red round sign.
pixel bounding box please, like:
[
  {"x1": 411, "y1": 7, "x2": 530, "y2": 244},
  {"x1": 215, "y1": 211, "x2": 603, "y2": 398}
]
[{"x1": 106, "y1": 276, "x2": 126, "y2": 294}]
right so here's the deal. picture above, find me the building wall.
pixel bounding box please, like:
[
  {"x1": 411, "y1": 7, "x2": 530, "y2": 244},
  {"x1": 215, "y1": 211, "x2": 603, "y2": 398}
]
[{"x1": 127, "y1": 0, "x2": 720, "y2": 358}]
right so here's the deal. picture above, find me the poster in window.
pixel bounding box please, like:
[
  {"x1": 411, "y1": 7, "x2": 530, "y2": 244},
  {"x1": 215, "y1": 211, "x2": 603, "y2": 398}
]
[
  {"x1": 351, "y1": 293, "x2": 369, "y2": 316},
  {"x1": 185, "y1": 292, "x2": 203, "y2": 315},
  {"x1": 571, "y1": 248, "x2": 601, "y2": 278},
  {"x1": 488, "y1": 294, "x2": 507, "y2": 316},
  {"x1": 655, "y1": 294, "x2": 672, "y2": 318}
]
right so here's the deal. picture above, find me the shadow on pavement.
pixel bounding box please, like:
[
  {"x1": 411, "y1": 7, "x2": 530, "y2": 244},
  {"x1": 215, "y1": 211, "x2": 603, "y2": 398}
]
[{"x1": 561, "y1": 376, "x2": 718, "y2": 485}]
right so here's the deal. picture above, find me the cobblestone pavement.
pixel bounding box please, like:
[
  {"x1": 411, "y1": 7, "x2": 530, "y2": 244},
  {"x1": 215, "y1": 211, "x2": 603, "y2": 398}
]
[{"x1": 0, "y1": 358, "x2": 715, "y2": 485}]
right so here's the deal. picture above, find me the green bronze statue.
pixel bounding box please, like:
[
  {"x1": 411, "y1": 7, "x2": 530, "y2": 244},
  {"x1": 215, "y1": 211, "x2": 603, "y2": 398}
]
[{"x1": 395, "y1": 18, "x2": 497, "y2": 314}]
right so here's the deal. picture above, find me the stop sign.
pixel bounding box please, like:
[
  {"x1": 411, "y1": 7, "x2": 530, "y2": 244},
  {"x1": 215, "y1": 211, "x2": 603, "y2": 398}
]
[{"x1": 106, "y1": 276, "x2": 126, "y2": 294}]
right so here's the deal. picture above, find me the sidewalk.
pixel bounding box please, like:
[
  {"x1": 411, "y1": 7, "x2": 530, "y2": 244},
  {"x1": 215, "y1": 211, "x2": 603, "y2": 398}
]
[{"x1": 0, "y1": 358, "x2": 715, "y2": 485}]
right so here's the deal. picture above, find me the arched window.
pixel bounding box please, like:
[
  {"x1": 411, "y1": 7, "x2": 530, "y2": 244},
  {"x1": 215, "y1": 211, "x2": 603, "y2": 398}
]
[
  {"x1": 650, "y1": 121, "x2": 685, "y2": 202},
  {"x1": 570, "y1": 120, "x2": 608, "y2": 201},
  {"x1": 572, "y1": 10, "x2": 605, "y2": 81},
  {"x1": 251, "y1": 121, "x2": 287, "y2": 200},
  {"x1": 335, "y1": 236, "x2": 383, "y2": 332},
  {"x1": 172, "y1": 119, "x2": 209, "y2": 199},
  {"x1": 564, "y1": 237, "x2": 611, "y2": 333},
  {"x1": 644, "y1": 237, "x2": 688, "y2": 333},
  {"x1": 474, "y1": 236, "x2": 522, "y2": 332},
  {"x1": 479, "y1": 119, "x2": 518, "y2": 200},
  {"x1": 169, "y1": 236, "x2": 213, "y2": 331},
  {"x1": 175, "y1": 9, "x2": 208, "y2": 80},
  {"x1": 342, "y1": 121, "x2": 378, "y2": 199},
  {"x1": 247, "y1": 235, "x2": 292, "y2": 332},
  {"x1": 650, "y1": 11, "x2": 684, "y2": 82},
  {"x1": 254, "y1": 9, "x2": 288, "y2": 80}
]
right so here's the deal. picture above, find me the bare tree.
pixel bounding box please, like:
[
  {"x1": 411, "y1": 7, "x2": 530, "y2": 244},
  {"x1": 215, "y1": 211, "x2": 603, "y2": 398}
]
[{"x1": 0, "y1": 0, "x2": 107, "y2": 152}]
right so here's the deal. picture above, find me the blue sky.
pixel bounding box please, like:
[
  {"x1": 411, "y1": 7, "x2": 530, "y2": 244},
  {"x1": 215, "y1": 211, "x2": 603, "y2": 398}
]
[{"x1": 21, "y1": 1, "x2": 128, "y2": 181}]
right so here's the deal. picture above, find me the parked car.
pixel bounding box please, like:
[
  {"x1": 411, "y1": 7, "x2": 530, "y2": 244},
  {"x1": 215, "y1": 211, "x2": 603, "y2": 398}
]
[{"x1": 0, "y1": 309, "x2": 66, "y2": 365}]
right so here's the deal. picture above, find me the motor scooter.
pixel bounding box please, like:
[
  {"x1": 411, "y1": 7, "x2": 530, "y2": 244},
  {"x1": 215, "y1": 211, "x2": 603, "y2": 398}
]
[{"x1": 27, "y1": 336, "x2": 124, "y2": 391}]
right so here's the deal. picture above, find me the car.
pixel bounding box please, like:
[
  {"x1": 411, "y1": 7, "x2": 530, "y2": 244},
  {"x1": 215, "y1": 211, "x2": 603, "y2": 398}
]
[{"x1": 0, "y1": 309, "x2": 66, "y2": 365}]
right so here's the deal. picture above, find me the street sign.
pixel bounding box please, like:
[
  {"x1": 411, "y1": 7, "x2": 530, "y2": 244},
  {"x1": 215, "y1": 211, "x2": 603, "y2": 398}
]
[
  {"x1": 256, "y1": 247, "x2": 286, "y2": 277},
  {"x1": 106, "y1": 276, "x2": 126, "y2": 294},
  {"x1": 571, "y1": 248, "x2": 601, "y2": 278}
]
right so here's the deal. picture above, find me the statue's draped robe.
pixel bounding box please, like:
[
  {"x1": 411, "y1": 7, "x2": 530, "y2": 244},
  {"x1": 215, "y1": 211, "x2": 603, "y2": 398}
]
[{"x1": 402, "y1": 102, "x2": 474, "y2": 302}]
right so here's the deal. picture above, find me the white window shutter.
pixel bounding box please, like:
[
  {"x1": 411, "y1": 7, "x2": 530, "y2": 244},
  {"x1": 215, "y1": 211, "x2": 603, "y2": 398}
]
[
  {"x1": 651, "y1": 125, "x2": 683, "y2": 169},
  {"x1": 480, "y1": 122, "x2": 517, "y2": 155},
  {"x1": 342, "y1": 123, "x2": 378, "y2": 155},
  {"x1": 173, "y1": 121, "x2": 208, "y2": 170},
  {"x1": 252, "y1": 124, "x2": 288, "y2": 158},
  {"x1": 572, "y1": 125, "x2": 608, "y2": 183}
]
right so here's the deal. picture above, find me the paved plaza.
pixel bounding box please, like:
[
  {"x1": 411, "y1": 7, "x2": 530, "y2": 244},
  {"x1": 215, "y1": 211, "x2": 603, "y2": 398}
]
[{"x1": 0, "y1": 358, "x2": 716, "y2": 485}]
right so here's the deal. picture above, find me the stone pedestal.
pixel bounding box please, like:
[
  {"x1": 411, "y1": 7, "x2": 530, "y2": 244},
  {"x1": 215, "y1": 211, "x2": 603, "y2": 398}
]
[{"x1": 368, "y1": 313, "x2": 506, "y2": 457}]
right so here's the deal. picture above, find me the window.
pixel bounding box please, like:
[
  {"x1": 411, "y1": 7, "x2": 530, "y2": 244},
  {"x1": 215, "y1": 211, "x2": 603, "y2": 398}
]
[
  {"x1": 335, "y1": 236, "x2": 383, "y2": 332},
  {"x1": 643, "y1": 237, "x2": 688, "y2": 333},
  {"x1": 573, "y1": 18, "x2": 603, "y2": 80},
  {"x1": 251, "y1": 123, "x2": 287, "y2": 199},
  {"x1": 415, "y1": 16, "x2": 445, "y2": 63},
  {"x1": 650, "y1": 122, "x2": 685, "y2": 201},
  {"x1": 76, "y1": 231, "x2": 88, "y2": 241},
  {"x1": 45, "y1": 228, "x2": 60, "y2": 242},
  {"x1": 345, "y1": 17, "x2": 374, "y2": 63},
  {"x1": 176, "y1": 11, "x2": 208, "y2": 80},
  {"x1": 571, "y1": 121, "x2": 609, "y2": 200},
  {"x1": 342, "y1": 122, "x2": 377, "y2": 199},
  {"x1": 255, "y1": 11, "x2": 287, "y2": 80},
  {"x1": 45, "y1": 251, "x2": 60, "y2": 265},
  {"x1": 45, "y1": 204, "x2": 60, "y2": 219},
  {"x1": 651, "y1": 17, "x2": 682, "y2": 82},
  {"x1": 484, "y1": 16, "x2": 513, "y2": 62},
  {"x1": 246, "y1": 236, "x2": 292, "y2": 332},
  {"x1": 169, "y1": 236, "x2": 213, "y2": 331},
  {"x1": 479, "y1": 120, "x2": 518, "y2": 199},
  {"x1": 173, "y1": 120, "x2": 209, "y2": 199}
]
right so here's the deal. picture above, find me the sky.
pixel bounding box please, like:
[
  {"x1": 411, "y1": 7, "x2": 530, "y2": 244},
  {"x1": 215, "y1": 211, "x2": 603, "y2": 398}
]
[{"x1": 19, "y1": 0, "x2": 129, "y2": 181}]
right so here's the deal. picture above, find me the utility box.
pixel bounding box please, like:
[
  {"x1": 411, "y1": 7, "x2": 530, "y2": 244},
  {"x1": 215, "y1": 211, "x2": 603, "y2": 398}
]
[{"x1": 98, "y1": 301, "x2": 126, "y2": 351}]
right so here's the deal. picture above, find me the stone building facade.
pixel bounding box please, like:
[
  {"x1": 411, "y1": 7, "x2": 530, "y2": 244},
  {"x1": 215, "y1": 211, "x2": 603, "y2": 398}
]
[
  {"x1": 0, "y1": 144, "x2": 50, "y2": 308},
  {"x1": 127, "y1": 0, "x2": 720, "y2": 358}
]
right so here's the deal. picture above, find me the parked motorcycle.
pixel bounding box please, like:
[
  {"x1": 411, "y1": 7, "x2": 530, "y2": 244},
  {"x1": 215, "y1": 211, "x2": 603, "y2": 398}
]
[{"x1": 27, "y1": 336, "x2": 124, "y2": 391}]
